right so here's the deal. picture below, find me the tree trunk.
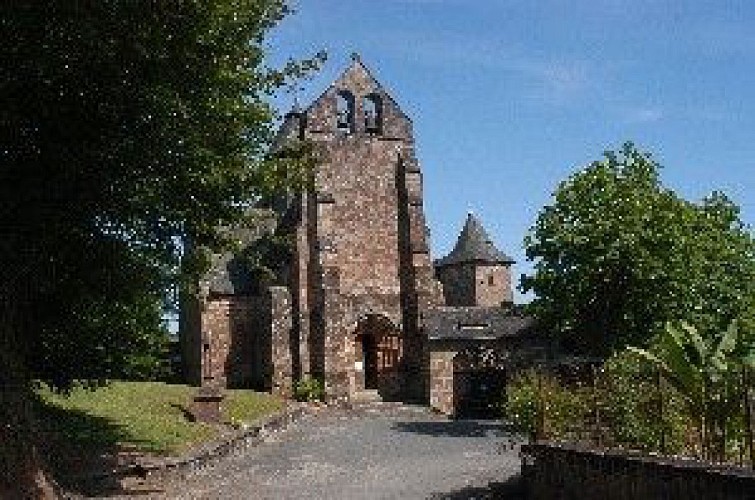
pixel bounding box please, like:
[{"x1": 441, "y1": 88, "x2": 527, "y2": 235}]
[{"x1": 1, "y1": 318, "x2": 58, "y2": 499}]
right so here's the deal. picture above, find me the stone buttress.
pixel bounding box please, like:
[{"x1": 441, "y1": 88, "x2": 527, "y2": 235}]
[{"x1": 278, "y1": 55, "x2": 443, "y2": 399}]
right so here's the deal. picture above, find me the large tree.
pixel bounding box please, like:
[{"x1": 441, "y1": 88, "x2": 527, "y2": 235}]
[
  {"x1": 522, "y1": 142, "x2": 754, "y2": 357},
  {"x1": 1, "y1": 1, "x2": 320, "y2": 495}
]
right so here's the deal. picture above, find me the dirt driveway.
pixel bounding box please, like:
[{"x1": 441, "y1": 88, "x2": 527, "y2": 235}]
[{"x1": 145, "y1": 405, "x2": 525, "y2": 499}]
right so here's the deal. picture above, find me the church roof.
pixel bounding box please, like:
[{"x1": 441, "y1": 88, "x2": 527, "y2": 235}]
[
  {"x1": 303, "y1": 53, "x2": 412, "y2": 124},
  {"x1": 435, "y1": 213, "x2": 514, "y2": 268},
  {"x1": 203, "y1": 208, "x2": 279, "y2": 295},
  {"x1": 423, "y1": 305, "x2": 536, "y2": 340}
]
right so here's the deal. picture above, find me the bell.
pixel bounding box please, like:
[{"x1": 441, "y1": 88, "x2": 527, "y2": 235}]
[
  {"x1": 365, "y1": 111, "x2": 378, "y2": 131},
  {"x1": 337, "y1": 110, "x2": 350, "y2": 129}
]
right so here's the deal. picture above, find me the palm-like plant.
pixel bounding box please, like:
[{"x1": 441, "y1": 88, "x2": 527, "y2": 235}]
[{"x1": 627, "y1": 321, "x2": 752, "y2": 460}]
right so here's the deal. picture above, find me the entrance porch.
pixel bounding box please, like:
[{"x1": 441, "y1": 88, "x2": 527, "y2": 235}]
[{"x1": 350, "y1": 314, "x2": 403, "y2": 401}]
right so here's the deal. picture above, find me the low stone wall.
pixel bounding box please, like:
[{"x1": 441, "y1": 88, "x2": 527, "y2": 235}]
[{"x1": 522, "y1": 442, "x2": 755, "y2": 500}]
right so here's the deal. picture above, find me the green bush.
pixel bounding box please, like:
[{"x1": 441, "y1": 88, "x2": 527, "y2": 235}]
[
  {"x1": 504, "y1": 369, "x2": 593, "y2": 440},
  {"x1": 503, "y1": 370, "x2": 540, "y2": 435},
  {"x1": 503, "y1": 354, "x2": 707, "y2": 457},
  {"x1": 601, "y1": 352, "x2": 688, "y2": 452},
  {"x1": 293, "y1": 376, "x2": 325, "y2": 402}
]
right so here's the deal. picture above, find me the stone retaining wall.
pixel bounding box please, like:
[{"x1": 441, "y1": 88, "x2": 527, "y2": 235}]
[{"x1": 522, "y1": 442, "x2": 755, "y2": 500}]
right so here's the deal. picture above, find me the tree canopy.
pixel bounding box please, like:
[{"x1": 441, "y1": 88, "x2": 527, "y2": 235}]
[
  {"x1": 1, "y1": 2, "x2": 322, "y2": 495},
  {"x1": 1, "y1": 0, "x2": 322, "y2": 389},
  {"x1": 521, "y1": 142, "x2": 755, "y2": 357}
]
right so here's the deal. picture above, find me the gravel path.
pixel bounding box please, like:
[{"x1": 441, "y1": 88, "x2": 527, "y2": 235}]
[{"x1": 138, "y1": 406, "x2": 525, "y2": 499}]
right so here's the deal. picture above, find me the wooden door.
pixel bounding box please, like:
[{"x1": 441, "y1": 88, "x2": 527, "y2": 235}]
[{"x1": 363, "y1": 335, "x2": 379, "y2": 389}]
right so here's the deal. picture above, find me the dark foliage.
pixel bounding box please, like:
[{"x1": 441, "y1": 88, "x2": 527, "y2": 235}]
[{"x1": 0, "y1": 1, "x2": 322, "y2": 389}]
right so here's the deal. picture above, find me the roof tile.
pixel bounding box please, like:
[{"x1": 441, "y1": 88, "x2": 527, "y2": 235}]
[{"x1": 435, "y1": 213, "x2": 514, "y2": 267}]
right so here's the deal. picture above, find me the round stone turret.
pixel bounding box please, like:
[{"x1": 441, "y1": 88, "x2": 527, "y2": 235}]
[{"x1": 435, "y1": 213, "x2": 515, "y2": 307}]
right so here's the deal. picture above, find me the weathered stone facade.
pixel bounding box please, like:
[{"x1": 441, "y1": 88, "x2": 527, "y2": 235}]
[
  {"x1": 182, "y1": 55, "x2": 443, "y2": 401},
  {"x1": 287, "y1": 55, "x2": 444, "y2": 400},
  {"x1": 181, "y1": 285, "x2": 292, "y2": 395},
  {"x1": 181, "y1": 55, "x2": 545, "y2": 413},
  {"x1": 424, "y1": 306, "x2": 546, "y2": 416}
]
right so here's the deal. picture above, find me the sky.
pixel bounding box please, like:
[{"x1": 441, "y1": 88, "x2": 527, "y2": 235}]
[{"x1": 266, "y1": 0, "x2": 755, "y2": 302}]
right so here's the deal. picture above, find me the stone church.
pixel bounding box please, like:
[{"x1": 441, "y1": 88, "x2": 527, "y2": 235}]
[{"x1": 180, "y1": 55, "x2": 546, "y2": 416}]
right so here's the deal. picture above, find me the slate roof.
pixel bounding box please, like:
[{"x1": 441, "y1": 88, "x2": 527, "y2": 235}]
[
  {"x1": 435, "y1": 213, "x2": 514, "y2": 268},
  {"x1": 203, "y1": 208, "x2": 279, "y2": 295},
  {"x1": 303, "y1": 53, "x2": 413, "y2": 126},
  {"x1": 423, "y1": 305, "x2": 536, "y2": 340}
]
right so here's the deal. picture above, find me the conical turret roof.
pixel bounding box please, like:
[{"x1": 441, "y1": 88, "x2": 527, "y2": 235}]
[{"x1": 435, "y1": 213, "x2": 514, "y2": 267}]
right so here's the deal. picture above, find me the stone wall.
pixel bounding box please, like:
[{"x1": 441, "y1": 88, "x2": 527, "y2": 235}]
[
  {"x1": 522, "y1": 442, "x2": 755, "y2": 500},
  {"x1": 289, "y1": 57, "x2": 442, "y2": 401},
  {"x1": 436, "y1": 263, "x2": 512, "y2": 307},
  {"x1": 429, "y1": 349, "x2": 455, "y2": 415},
  {"x1": 428, "y1": 337, "x2": 547, "y2": 416},
  {"x1": 315, "y1": 138, "x2": 403, "y2": 297},
  {"x1": 436, "y1": 263, "x2": 477, "y2": 306},
  {"x1": 182, "y1": 287, "x2": 292, "y2": 393},
  {"x1": 474, "y1": 264, "x2": 512, "y2": 306},
  {"x1": 268, "y1": 286, "x2": 293, "y2": 397},
  {"x1": 198, "y1": 295, "x2": 259, "y2": 388}
]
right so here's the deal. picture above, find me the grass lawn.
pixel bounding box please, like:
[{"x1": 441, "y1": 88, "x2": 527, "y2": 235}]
[{"x1": 36, "y1": 381, "x2": 282, "y2": 456}]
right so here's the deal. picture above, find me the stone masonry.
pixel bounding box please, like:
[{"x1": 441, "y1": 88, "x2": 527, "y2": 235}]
[
  {"x1": 181, "y1": 284, "x2": 292, "y2": 395},
  {"x1": 435, "y1": 213, "x2": 515, "y2": 307},
  {"x1": 181, "y1": 55, "x2": 544, "y2": 413},
  {"x1": 282, "y1": 54, "x2": 444, "y2": 400}
]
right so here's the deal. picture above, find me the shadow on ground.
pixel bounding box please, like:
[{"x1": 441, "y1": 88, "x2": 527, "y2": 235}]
[
  {"x1": 391, "y1": 419, "x2": 516, "y2": 438},
  {"x1": 33, "y1": 397, "x2": 159, "y2": 497},
  {"x1": 170, "y1": 402, "x2": 197, "y2": 422},
  {"x1": 429, "y1": 474, "x2": 526, "y2": 499}
]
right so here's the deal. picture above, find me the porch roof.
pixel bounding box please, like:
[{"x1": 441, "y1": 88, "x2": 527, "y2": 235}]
[{"x1": 423, "y1": 305, "x2": 536, "y2": 341}]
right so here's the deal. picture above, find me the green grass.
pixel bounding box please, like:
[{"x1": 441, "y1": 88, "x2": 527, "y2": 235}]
[
  {"x1": 225, "y1": 387, "x2": 282, "y2": 426},
  {"x1": 36, "y1": 381, "x2": 282, "y2": 456}
]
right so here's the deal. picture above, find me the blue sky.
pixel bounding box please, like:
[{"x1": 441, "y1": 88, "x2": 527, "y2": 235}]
[{"x1": 266, "y1": 0, "x2": 754, "y2": 302}]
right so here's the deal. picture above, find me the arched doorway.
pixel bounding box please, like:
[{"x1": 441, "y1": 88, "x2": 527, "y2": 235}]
[{"x1": 353, "y1": 314, "x2": 402, "y2": 399}]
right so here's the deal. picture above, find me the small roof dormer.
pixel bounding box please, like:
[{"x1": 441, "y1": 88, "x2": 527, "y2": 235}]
[{"x1": 435, "y1": 213, "x2": 514, "y2": 268}]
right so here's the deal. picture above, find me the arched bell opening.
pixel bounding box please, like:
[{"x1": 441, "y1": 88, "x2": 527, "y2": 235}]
[
  {"x1": 362, "y1": 93, "x2": 382, "y2": 134},
  {"x1": 336, "y1": 90, "x2": 356, "y2": 134}
]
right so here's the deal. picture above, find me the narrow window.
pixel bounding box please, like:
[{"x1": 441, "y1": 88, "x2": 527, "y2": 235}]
[
  {"x1": 488, "y1": 275, "x2": 495, "y2": 286},
  {"x1": 363, "y1": 94, "x2": 382, "y2": 134},
  {"x1": 336, "y1": 90, "x2": 355, "y2": 133}
]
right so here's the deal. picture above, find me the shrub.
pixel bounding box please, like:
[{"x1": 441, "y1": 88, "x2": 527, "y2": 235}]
[
  {"x1": 601, "y1": 352, "x2": 688, "y2": 452},
  {"x1": 293, "y1": 376, "x2": 325, "y2": 402},
  {"x1": 504, "y1": 369, "x2": 591, "y2": 439},
  {"x1": 503, "y1": 354, "x2": 703, "y2": 457},
  {"x1": 503, "y1": 370, "x2": 540, "y2": 435}
]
